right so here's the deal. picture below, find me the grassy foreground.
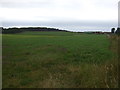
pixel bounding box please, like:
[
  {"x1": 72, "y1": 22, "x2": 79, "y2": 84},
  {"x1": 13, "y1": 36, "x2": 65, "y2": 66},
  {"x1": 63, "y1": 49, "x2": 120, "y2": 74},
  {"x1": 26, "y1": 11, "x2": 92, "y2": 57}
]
[{"x1": 2, "y1": 31, "x2": 118, "y2": 88}]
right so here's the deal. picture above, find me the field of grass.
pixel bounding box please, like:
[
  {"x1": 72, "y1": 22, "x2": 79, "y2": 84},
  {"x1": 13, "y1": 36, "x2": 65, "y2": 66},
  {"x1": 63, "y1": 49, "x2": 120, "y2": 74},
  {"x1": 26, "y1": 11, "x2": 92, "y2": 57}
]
[{"x1": 2, "y1": 31, "x2": 118, "y2": 88}]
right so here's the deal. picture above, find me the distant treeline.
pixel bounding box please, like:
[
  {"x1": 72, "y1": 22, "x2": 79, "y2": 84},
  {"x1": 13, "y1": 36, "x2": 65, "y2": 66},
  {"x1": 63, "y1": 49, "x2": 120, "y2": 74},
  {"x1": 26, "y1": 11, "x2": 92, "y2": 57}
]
[
  {"x1": 1, "y1": 27, "x2": 68, "y2": 34},
  {"x1": 1, "y1": 27, "x2": 120, "y2": 35}
]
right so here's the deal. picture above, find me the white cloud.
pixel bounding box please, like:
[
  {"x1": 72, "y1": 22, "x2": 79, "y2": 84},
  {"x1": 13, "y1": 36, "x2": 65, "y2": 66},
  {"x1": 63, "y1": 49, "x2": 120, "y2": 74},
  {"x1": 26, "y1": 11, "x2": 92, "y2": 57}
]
[{"x1": 0, "y1": 0, "x2": 119, "y2": 30}]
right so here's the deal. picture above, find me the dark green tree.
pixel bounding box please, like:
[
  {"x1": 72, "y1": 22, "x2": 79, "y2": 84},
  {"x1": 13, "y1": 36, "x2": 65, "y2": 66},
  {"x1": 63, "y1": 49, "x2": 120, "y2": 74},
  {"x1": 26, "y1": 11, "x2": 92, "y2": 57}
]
[
  {"x1": 115, "y1": 28, "x2": 120, "y2": 35},
  {"x1": 111, "y1": 28, "x2": 115, "y2": 33}
]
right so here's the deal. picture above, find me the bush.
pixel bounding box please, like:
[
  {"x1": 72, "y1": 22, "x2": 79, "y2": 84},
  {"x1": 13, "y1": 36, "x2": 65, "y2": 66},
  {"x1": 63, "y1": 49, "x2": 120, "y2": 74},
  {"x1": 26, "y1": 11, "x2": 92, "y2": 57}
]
[
  {"x1": 115, "y1": 28, "x2": 120, "y2": 35},
  {"x1": 111, "y1": 28, "x2": 115, "y2": 33}
]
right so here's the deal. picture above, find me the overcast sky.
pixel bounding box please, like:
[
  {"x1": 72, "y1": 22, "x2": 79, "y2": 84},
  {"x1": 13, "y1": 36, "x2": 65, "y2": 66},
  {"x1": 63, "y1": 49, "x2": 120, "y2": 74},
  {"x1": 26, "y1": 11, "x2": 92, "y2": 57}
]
[{"x1": 0, "y1": 0, "x2": 119, "y2": 31}]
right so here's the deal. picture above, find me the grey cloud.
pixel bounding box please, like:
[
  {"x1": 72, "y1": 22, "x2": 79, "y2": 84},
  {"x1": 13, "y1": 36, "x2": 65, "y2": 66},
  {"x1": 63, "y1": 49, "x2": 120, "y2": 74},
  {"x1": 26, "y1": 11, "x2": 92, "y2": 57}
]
[
  {"x1": 0, "y1": 0, "x2": 83, "y2": 9},
  {"x1": 0, "y1": 0, "x2": 53, "y2": 8},
  {"x1": 93, "y1": 0, "x2": 118, "y2": 9}
]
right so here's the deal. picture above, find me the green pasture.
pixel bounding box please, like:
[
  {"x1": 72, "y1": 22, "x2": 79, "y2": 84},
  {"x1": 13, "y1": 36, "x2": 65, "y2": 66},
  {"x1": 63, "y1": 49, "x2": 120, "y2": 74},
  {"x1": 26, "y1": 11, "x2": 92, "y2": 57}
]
[{"x1": 2, "y1": 31, "x2": 118, "y2": 88}]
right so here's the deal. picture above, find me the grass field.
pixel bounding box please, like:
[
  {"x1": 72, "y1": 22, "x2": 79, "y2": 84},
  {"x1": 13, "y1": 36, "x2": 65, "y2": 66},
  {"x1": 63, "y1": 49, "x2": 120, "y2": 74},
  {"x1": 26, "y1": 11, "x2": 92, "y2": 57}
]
[{"x1": 2, "y1": 31, "x2": 118, "y2": 88}]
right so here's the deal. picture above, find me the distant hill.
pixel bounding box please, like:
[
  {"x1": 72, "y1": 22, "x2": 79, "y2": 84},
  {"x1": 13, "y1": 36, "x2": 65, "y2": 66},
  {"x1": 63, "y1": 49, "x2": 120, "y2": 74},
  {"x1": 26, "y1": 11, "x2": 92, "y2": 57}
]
[
  {"x1": 1, "y1": 27, "x2": 114, "y2": 34},
  {"x1": 2, "y1": 27, "x2": 68, "y2": 34}
]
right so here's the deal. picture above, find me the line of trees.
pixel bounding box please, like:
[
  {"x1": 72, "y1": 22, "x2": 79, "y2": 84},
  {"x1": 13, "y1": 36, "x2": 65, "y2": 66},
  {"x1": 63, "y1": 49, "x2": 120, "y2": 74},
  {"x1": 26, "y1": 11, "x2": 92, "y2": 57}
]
[
  {"x1": 2, "y1": 27, "x2": 120, "y2": 35},
  {"x1": 2, "y1": 27, "x2": 68, "y2": 34}
]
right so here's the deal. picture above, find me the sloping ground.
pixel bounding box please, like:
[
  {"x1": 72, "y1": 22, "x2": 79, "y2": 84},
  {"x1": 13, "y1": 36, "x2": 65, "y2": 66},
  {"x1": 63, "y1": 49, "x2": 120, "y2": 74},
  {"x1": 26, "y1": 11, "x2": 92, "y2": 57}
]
[{"x1": 2, "y1": 32, "x2": 118, "y2": 88}]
